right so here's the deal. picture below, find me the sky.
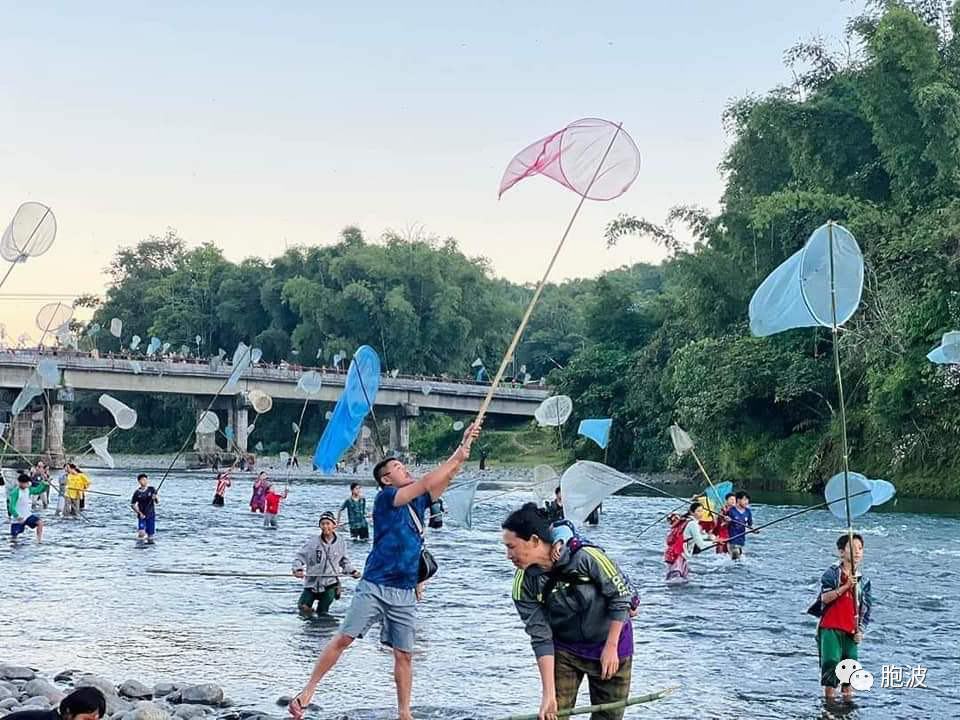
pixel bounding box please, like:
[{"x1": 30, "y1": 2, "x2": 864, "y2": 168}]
[{"x1": 0, "y1": 0, "x2": 866, "y2": 341}]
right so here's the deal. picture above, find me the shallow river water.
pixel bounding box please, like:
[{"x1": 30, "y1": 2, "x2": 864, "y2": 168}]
[{"x1": 2, "y1": 469, "x2": 959, "y2": 719}]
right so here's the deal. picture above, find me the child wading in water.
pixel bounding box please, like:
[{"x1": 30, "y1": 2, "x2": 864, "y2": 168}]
[
  {"x1": 250, "y1": 471, "x2": 269, "y2": 513},
  {"x1": 337, "y1": 482, "x2": 370, "y2": 541},
  {"x1": 131, "y1": 473, "x2": 159, "y2": 543},
  {"x1": 264, "y1": 482, "x2": 288, "y2": 528},
  {"x1": 8, "y1": 473, "x2": 47, "y2": 543},
  {"x1": 213, "y1": 469, "x2": 232, "y2": 506},
  {"x1": 726, "y1": 491, "x2": 754, "y2": 559},
  {"x1": 293, "y1": 511, "x2": 362, "y2": 615},
  {"x1": 808, "y1": 533, "x2": 872, "y2": 700}
]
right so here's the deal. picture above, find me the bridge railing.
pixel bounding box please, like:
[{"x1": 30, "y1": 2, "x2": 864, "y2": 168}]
[{"x1": 0, "y1": 349, "x2": 550, "y2": 399}]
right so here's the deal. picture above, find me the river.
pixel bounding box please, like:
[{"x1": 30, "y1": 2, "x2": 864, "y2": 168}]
[{"x1": 2, "y1": 469, "x2": 958, "y2": 719}]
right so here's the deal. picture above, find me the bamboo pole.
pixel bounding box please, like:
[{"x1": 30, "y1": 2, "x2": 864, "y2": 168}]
[
  {"x1": 475, "y1": 123, "x2": 625, "y2": 426},
  {"x1": 827, "y1": 221, "x2": 860, "y2": 628},
  {"x1": 496, "y1": 686, "x2": 677, "y2": 720}
]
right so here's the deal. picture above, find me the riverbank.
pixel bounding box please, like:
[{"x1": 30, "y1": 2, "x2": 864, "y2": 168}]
[{"x1": 0, "y1": 665, "x2": 281, "y2": 720}]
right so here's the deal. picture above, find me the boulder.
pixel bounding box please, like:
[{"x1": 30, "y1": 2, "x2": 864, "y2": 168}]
[
  {"x1": 0, "y1": 699, "x2": 19, "y2": 710},
  {"x1": 0, "y1": 684, "x2": 17, "y2": 696},
  {"x1": 54, "y1": 670, "x2": 80, "y2": 683},
  {"x1": 274, "y1": 696, "x2": 291, "y2": 707},
  {"x1": 179, "y1": 685, "x2": 222, "y2": 706},
  {"x1": 119, "y1": 681, "x2": 153, "y2": 700},
  {"x1": 153, "y1": 684, "x2": 180, "y2": 698},
  {"x1": 24, "y1": 679, "x2": 64, "y2": 704},
  {"x1": 104, "y1": 697, "x2": 133, "y2": 716},
  {"x1": 22, "y1": 696, "x2": 51, "y2": 708},
  {"x1": 172, "y1": 705, "x2": 206, "y2": 719},
  {"x1": 0, "y1": 689, "x2": 12, "y2": 703},
  {"x1": 77, "y1": 675, "x2": 119, "y2": 697},
  {"x1": 164, "y1": 691, "x2": 182, "y2": 705},
  {"x1": 0, "y1": 666, "x2": 35, "y2": 682},
  {"x1": 130, "y1": 701, "x2": 170, "y2": 720}
]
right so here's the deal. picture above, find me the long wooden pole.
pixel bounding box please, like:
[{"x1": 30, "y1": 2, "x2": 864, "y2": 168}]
[
  {"x1": 496, "y1": 687, "x2": 676, "y2": 720},
  {"x1": 475, "y1": 123, "x2": 624, "y2": 425},
  {"x1": 827, "y1": 221, "x2": 859, "y2": 628}
]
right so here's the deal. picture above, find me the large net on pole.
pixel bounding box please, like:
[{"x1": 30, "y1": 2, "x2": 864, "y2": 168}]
[
  {"x1": 560, "y1": 461, "x2": 633, "y2": 526},
  {"x1": 499, "y1": 118, "x2": 641, "y2": 201},
  {"x1": 750, "y1": 222, "x2": 863, "y2": 337},
  {"x1": 313, "y1": 346, "x2": 381, "y2": 473},
  {"x1": 1, "y1": 202, "x2": 57, "y2": 262}
]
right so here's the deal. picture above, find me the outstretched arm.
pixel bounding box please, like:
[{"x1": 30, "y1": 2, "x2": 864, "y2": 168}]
[{"x1": 392, "y1": 422, "x2": 481, "y2": 507}]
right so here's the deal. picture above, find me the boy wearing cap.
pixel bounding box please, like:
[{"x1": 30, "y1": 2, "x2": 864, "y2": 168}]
[{"x1": 293, "y1": 510, "x2": 361, "y2": 615}]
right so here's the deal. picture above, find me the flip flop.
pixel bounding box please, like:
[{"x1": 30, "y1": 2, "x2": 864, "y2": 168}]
[{"x1": 288, "y1": 694, "x2": 306, "y2": 720}]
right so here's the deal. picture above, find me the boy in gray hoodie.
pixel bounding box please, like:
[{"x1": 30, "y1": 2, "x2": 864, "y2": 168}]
[{"x1": 293, "y1": 511, "x2": 361, "y2": 615}]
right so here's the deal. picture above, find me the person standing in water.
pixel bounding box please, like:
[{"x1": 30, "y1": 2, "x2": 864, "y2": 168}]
[
  {"x1": 503, "y1": 503, "x2": 635, "y2": 720},
  {"x1": 8, "y1": 473, "x2": 46, "y2": 543},
  {"x1": 264, "y1": 481, "x2": 288, "y2": 529},
  {"x1": 809, "y1": 534, "x2": 872, "y2": 701},
  {"x1": 64, "y1": 463, "x2": 90, "y2": 517},
  {"x1": 337, "y1": 482, "x2": 370, "y2": 541},
  {"x1": 293, "y1": 510, "x2": 361, "y2": 615},
  {"x1": 250, "y1": 471, "x2": 269, "y2": 513},
  {"x1": 130, "y1": 473, "x2": 159, "y2": 543},
  {"x1": 287, "y1": 422, "x2": 481, "y2": 720},
  {"x1": 213, "y1": 469, "x2": 232, "y2": 506},
  {"x1": 726, "y1": 491, "x2": 754, "y2": 560}
]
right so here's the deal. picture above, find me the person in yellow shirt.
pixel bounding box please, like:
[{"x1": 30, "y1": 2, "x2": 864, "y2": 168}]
[{"x1": 64, "y1": 463, "x2": 91, "y2": 517}]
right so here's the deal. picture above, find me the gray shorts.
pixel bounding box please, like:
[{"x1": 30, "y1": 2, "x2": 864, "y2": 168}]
[
  {"x1": 264, "y1": 512, "x2": 278, "y2": 528},
  {"x1": 339, "y1": 579, "x2": 417, "y2": 653}
]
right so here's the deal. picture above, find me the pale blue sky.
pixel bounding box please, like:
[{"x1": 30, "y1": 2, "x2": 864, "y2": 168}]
[{"x1": 0, "y1": 1, "x2": 864, "y2": 339}]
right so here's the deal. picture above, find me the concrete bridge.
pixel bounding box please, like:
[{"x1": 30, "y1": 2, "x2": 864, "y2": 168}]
[{"x1": 0, "y1": 351, "x2": 550, "y2": 464}]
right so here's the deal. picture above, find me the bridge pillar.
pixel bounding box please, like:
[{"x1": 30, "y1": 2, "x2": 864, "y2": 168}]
[
  {"x1": 44, "y1": 403, "x2": 65, "y2": 467},
  {"x1": 389, "y1": 403, "x2": 419, "y2": 453},
  {"x1": 12, "y1": 413, "x2": 33, "y2": 455},
  {"x1": 194, "y1": 409, "x2": 219, "y2": 456},
  {"x1": 233, "y1": 405, "x2": 249, "y2": 454}
]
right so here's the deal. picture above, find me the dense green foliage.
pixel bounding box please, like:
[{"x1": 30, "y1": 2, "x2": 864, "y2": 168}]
[
  {"x1": 553, "y1": 1, "x2": 960, "y2": 496},
  {"x1": 76, "y1": 2, "x2": 960, "y2": 496}
]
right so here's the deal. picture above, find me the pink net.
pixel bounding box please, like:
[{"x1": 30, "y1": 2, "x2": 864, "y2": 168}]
[{"x1": 498, "y1": 118, "x2": 640, "y2": 201}]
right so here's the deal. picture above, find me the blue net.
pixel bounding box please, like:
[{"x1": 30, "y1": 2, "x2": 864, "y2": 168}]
[
  {"x1": 313, "y1": 346, "x2": 381, "y2": 472},
  {"x1": 927, "y1": 331, "x2": 960, "y2": 364},
  {"x1": 704, "y1": 480, "x2": 733, "y2": 513},
  {"x1": 870, "y1": 478, "x2": 896, "y2": 506},
  {"x1": 750, "y1": 222, "x2": 863, "y2": 337},
  {"x1": 577, "y1": 418, "x2": 612, "y2": 449},
  {"x1": 824, "y1": 471, "x2": 873, "y2": 521}
]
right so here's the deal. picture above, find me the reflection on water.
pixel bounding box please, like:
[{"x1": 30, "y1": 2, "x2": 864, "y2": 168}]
[{"x1": 3, "y1": 470, "x2": 959, "y2": 719}]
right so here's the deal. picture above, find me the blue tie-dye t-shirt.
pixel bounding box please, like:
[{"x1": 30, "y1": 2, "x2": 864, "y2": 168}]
[{"x1": 361, "y1": 487, "x2": 431, "y2": 589}]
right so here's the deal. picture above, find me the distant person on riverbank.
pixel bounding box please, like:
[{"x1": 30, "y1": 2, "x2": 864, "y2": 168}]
[
  {"x1": 287, "y1": 421, "x2": 481, "y2": 720},
  {"x1": 213, "y1": 470, "x2": 232, "y2": 506},
  {"x1": 808, "y1": 533, "x2": 872, "y2": 701},
  {"x1": 131, "y1": 473, "x2": 158, "y2": 543},
  {"x1": 726, "y1": 491, "x2": 754, "y2": 560},
  {"x1": 264, "y1": 481, "x2": 288, "y2": 528},
  {"x1": 337, "y1": 482, "x2": 369, "y2": 541},
  {"x1": 293, "y1": 510, "x2": 361, "y2": 615},
  {"x1": 250, "y1": 471, "x2": 269, "y2": 512},
  {"x1": 64, "y1": 463, "x2": 90, "y2": 517},
  {"x1": 3, "y1": 686, "x2": 107, "y2": 720},
  {"x1": 503, "y1": 503, "x2": 635, "y2": 720},
  {"x1": 8, "y1": 473, "x2": 46, "y2": 543}
]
